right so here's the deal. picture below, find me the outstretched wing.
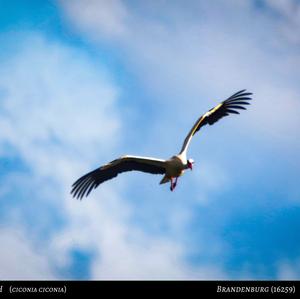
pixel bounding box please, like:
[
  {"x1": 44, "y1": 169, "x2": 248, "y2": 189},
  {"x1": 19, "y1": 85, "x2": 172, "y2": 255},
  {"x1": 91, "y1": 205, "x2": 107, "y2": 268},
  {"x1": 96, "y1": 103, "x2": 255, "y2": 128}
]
[
  {"x1": 71, "y1": 155, "x2": 166, "y2": 199},
  {"x1": 180, "y1": 90, "x2": 252, "y2": 154}
]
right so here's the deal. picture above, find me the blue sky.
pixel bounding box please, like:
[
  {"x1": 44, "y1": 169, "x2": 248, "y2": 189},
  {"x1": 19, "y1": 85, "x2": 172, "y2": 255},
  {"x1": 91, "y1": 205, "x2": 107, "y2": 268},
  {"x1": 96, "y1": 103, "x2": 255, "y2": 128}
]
[{"x1": 0, "y1": 0, "x2": 300, "y2": 279}]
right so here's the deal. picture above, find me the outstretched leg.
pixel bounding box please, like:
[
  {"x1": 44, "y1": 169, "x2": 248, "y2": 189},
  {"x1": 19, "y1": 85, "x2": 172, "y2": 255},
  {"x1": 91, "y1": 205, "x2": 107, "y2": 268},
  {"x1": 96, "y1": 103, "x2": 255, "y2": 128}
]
[
  {"x1": 170, "y1": 177, "x2": 174, "y2": 191},
  {"x1": 170, "y1": 177, "x2": 178, "y2": 191},
  {"x1": 174, "y1": 177, "x2": 178, "y2": 188}
]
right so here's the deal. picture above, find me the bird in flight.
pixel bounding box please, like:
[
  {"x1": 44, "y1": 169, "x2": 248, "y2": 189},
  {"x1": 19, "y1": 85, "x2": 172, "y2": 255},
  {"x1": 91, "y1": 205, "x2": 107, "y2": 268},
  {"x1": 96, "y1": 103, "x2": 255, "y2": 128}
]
[{"x1": 71, "y1": 90, "x2": 252, "y2": 199}]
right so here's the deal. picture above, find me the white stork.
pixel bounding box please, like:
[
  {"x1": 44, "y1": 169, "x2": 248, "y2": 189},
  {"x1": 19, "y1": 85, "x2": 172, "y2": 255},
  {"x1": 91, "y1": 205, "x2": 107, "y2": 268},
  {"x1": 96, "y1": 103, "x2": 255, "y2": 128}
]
[{"x1": 71, "y1": 90, "x2": 252, "y2": 199}]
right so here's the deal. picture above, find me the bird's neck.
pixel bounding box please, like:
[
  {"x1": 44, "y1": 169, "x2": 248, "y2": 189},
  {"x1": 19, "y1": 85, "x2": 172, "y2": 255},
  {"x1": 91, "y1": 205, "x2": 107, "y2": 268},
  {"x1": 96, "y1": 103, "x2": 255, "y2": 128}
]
[{"x1": 175, "y1": 153, "x2": 188, "y2": 166}]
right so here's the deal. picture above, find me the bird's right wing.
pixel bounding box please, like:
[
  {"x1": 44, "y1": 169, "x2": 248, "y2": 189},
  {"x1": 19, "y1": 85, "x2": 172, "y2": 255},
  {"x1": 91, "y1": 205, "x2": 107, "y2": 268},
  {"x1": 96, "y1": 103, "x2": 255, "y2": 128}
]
[
  {"x1": 71, "y1": 155, "x2": 166, "y2": 199},
  {"x1": 179, "y1": 89, "x2": 252, "y2": 154}
]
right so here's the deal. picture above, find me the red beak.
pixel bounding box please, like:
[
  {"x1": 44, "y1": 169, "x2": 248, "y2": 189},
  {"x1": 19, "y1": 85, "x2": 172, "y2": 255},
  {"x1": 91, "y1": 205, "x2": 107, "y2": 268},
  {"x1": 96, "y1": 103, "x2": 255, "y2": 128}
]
[{"x1": 189, "y1": 163, "x2": 193, "y2": 170}]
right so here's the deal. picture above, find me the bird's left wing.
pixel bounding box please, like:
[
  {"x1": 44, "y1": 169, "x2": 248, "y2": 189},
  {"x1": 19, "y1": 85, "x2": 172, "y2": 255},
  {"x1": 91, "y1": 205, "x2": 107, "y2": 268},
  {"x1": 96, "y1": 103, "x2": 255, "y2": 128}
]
[
  {"x1": 180, "y1": 90, "x2": 252, "y2": 154},
  {"x1": 71, "y1": 155, "x2": 166, "y2": 199}
]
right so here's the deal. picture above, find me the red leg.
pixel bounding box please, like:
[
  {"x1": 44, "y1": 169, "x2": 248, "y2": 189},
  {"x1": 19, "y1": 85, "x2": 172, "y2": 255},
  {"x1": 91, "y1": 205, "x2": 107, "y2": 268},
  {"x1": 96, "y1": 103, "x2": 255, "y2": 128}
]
[
  {"x1": 170, "y1": 177, "x2": 174, "y2": 191},
  {"x1": 174, "y1": 177, "x2": 178, "y2": 188},
  {"x1": 170, "y1": 177, "x2": 178, "y2": 191}
]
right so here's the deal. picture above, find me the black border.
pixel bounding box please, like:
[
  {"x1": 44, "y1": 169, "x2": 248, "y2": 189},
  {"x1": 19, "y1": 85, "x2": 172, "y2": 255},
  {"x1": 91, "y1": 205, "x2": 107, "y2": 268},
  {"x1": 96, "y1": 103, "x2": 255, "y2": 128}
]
[{"x1": 0, "y1": 280, "x2": 298, "y2": 297}]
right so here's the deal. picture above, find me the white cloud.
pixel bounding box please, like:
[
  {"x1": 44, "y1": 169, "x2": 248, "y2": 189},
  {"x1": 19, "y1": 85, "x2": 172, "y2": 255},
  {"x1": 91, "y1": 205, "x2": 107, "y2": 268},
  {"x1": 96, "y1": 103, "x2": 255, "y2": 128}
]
[
  {"x1": 50, "y1": 186, "x2": 195, "y2": 279},
  {"x1": 59, "y1": 0, "x2": 300, "y2": 149},
  {"x1": 2, "y1": 0, "x2": 299, "y2": 279},
  {"x1": 0, "y1": 227, "x2": 55, "y2": 280},
  {"x1": 60, "y1": 0, "x2": 129, "y2": 40},
  {"x1": 55, "y1": 2, "x2": 300, "y2": 278},
  {"x1": 0, "y1": 33, "x2": 121, "y2": 180},
  {"x1": 277, "y1": 259, "x2": 300, "y2": 280},
  {"x1": 190, "y1": 159, "x2": 230, "y2": 204},
  {"x1": 264, "y1": 0, "x2": 300, "y2": 45},
  {"x1": 0, "y1": 32, "x2": 227, "y2": 279}
]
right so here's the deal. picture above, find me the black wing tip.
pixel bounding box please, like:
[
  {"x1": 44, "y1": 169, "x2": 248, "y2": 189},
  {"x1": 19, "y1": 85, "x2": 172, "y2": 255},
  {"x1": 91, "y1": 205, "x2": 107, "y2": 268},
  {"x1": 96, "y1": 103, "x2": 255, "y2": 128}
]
[
  {"x1": 223, "y1": 89, "x2": 253, "y2": 115},
  {"x1": 236, "y1": 89, "x2": 253, "y2": 95},
  {"x1": 70, "y1": 190, "x2": 83, "y2": 200},
  {"x1": 70, "y1": 185, "x2": 82, "y2": 200},
  {"x1": 70, "y1": 175, "x2": 94, "y2": 200},
  {"x1": 70, "y1": 167, "x2": 103, "y2": 200},
  {"x1": 201, "y1": 89, "x2": 253, "y2": 127},
  {"x1": 225, "y1": 90, "x2": 253, "y2": 104},
  {"x1": 227, "y1": 89, "x2": 253, "y2": 100}
]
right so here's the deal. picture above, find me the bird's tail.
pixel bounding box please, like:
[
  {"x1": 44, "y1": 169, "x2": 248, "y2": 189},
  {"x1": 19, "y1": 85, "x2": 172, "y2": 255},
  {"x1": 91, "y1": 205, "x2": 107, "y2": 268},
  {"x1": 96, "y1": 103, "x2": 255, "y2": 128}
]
[{"x1": 160, "y1": 175, "x2": 170, "y2": 184}]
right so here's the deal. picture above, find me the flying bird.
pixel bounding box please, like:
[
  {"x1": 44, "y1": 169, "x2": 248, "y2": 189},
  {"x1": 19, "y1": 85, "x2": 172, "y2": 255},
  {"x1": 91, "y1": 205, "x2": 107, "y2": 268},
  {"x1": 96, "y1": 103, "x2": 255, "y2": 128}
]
[{"x1": 71, "y1": 90, "x2": 252, "y2": 199}]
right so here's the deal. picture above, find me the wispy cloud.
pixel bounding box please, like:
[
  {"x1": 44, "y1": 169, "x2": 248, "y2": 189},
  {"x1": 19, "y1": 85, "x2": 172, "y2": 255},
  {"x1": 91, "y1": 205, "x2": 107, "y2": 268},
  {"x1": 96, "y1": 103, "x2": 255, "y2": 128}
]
[
  {"x1": 1, "y1": 0, "x2": 299, "y2": 280},
  {"x1": 60, "y1": 0, "x2": 129, "y2": 39},
  {"x1": 277, "y1": 259, "x2": 300, "y2": 280},
  {"x1": 60, "y1": 0, "x2": 300, "y2": 149},
  {"x1": 0, "y1": 32, "x2": 227, "y2": 279},
  {"x1": 0, "y1": 227, "x2": 55, "y2": 279},
  {"x1": 264, "y1": 0, "x2": 300, "y2": 45}
]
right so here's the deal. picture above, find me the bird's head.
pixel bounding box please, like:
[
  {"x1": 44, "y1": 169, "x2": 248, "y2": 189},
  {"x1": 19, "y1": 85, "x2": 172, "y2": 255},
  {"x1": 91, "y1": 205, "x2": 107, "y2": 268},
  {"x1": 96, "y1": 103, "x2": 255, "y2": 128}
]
[{"x1": 187, "y1": 159, "x2": 194, "y2": 170}]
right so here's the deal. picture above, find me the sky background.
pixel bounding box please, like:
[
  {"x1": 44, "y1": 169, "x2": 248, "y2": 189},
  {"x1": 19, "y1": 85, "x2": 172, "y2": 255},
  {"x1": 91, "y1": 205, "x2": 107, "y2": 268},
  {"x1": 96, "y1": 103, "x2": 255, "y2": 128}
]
[{"x1": 0, "y1": 0, "x2": 300, "y2": 280}]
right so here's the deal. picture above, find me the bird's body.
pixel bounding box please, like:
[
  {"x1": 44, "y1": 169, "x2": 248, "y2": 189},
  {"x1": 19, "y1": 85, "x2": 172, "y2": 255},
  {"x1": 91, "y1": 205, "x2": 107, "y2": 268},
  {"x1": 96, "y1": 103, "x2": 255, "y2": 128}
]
[
  {"x1": 160, "y1": 154, "x2": 187, "y2": 184},
  {"x1": 71, "y1": 90, "x2": 252, "y2": 199}
]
